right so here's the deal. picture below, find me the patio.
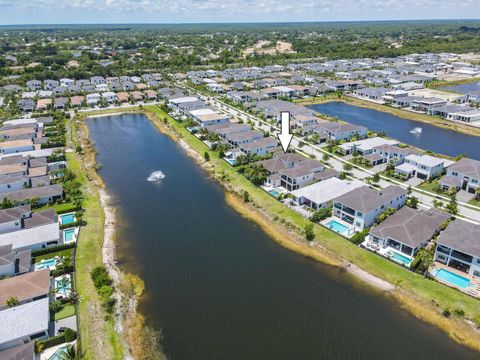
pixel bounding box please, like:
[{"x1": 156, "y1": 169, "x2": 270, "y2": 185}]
[
  {"x1": 430, "y1": 263, "x2": 480, "y2": 298},
  {"x1": 362, "y1": 238, "x2": 413, "y2": 267}
]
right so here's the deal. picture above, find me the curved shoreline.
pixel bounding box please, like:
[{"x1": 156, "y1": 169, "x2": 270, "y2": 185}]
[
  {"x1": 80, "y1": 108, "x2": 480, "y2": 357},
  {"x1": 297, "y1": 96, "x2": 480, "y2": 137},
  {"x1": 141, "y1": 107, "x2": 480, "y2": 353}
]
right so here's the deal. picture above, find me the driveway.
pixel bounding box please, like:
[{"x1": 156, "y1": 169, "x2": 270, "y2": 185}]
[
  {"x1": 457, "y1": 190, "x2": 476, "y2": 203},
  {"x1": 406, "y1": 177, "x2": 424, "y2": 187}
]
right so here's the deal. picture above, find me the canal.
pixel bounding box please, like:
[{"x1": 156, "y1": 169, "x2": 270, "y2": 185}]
[
  {"x1": 307, "y1": 101, "x2": 480, "y2": 160},
  {"x1": 87, "y1": 113, "x2": 477, "y2": 360}
]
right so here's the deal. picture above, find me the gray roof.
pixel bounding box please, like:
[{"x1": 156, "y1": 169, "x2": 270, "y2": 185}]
[
  {"x1": 23, "y1": 209, "x2": 57, "y2": 229},
  {"x1": 437, "y1": 219, "x2": 480, "y2": 257},
  {"x1": 0, "y1": 342, "x2": 35, "y2": 360},
  {"x1": 0, "y1": 297, "x2": 49, "y2": 345},
  {"x1": 0, "y1": 205, "x2": 30, "y2": 225},
  {"x1": 334, "y1": 185, "x2": 407, "y2": 214},
  {"x1": 0, "y1": 184, "x2": 63, "y2": 203},
  {"x1": 439, "y1": 175, "x2": 462, "y2": 188},
  {"x1": 370, "y1": 207, "x2": 449, "y2": 248},
  {"x1": 448, "y1": 158, "x2": 480, "y2": 179}
]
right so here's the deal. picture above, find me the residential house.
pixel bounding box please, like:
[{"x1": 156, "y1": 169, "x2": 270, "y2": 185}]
[
  {"x1": 440, "y1": 158, "x2": 480, "y2": 194},
  {"x1": 292, "y1": 178, "x2": 364, "y2": 210},
  {"x1": 0, "y1": 297, "x2": 49, "y2": 350},
  {"x1": 333, "y1": 185, "x2": 407, "y2": 230},
  {"x1": 0, "y1": 244, "x2": 31, "y2": 276},
  {"x1": 316, "y1": 122, "x2": 367, "y2": 142},
  {"x1": 86, "y1": 93, "x2": 101, "y2": 107},
  {"x1": 225, "y1": 130, "x2": 264, "y2": 147},
  {"x1": 435, "y1": 219, "x2": 480, "y2": 278},
  {"x1": 0, "y1": 269, "x2": 50, "y2": 310},
  {"x1": 366, "y1": 207, "x2": 449, "y2": 263},
  {"x1": 395, "y1": 154, "x2": 447, "y2": 180},
  {"x1": 279, "y1": 159, "x2": 327, "y2": 191},
  {"x1": 239, "y1": 137, "x2": 278, "y2": 156}
]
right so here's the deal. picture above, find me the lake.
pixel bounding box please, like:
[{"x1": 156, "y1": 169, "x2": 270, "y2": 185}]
[
  {"x1": 441, "y1": 82, "x2": 480, "y2": 95},
  {"x1": 87, "y1": 113, "x2": 478, "y2": 360},
  {"x1": 308, "y1": 101, "x2": 480, "y2": 160}
]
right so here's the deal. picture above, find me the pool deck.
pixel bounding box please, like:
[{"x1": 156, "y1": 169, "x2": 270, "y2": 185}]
[
  {"x1": 321, "y1": 217, "x2": 355, "y2": 238},
  {"x1": 40, "y1": 341, "x2": 76, "y2": 360},
  {"x1": 430, "y1": 263, "x2": 480, "y2": 298},
  {"x1": 361, "y1": 239, "x2": 412, "y2": 268}
]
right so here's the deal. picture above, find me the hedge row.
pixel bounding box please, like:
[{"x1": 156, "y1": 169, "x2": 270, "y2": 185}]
[{"x1": 31, "y1": 242, "x2": 75, "y2": 257}]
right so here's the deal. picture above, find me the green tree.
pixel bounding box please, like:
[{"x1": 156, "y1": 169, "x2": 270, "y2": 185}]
[
  {"x1": 242, "y1": 190, "x2": 250, "y2": 203},
  {"x1": 371, "y1": 173, "x2": 380, "y2": 183},
  {"x1": 204, "y1": 151, "x2": 210, "y2": 162},
  {"x1": 343, "y1": 163, "x2": 353, "y2": 172},
  {"x1": 446, "y1": 195, "x2": 458, "y2": 215},
  {"x1": 407, "y1": 196, "x2": 419, "y2": 209},
  {"x1": 304, "y1": 222, "x2": 315, "y2": 242},
  {"x1": 311, "y1": 207, "x2": 332, "y2": 223}
]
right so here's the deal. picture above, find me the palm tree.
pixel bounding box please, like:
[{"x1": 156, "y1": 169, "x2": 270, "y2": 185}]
[
  {"x1": 6, "y1": 296, "x2": 19, "y2": 307},
  {"x1": 59, "y1": 344, "x2": 77, "y2": 360}
]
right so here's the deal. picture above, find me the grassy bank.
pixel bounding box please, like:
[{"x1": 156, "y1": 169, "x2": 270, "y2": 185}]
[
  {"x1": 428, "y1": 77, "x2": 480, "y2": 90},
  {"x1": 143, "y1": 105, "x2": 480, "y2": 352},
  {"x1": 296, "y1": 95, "x2": 480, "y2": 137},
  {"x1": 68, "y1": 116, "x2": 124, "y2": 360}
]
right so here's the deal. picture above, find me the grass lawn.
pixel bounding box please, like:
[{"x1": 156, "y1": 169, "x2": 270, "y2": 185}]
[
  {"x1": 33, "y1": 248, "x2": 74, "y2": 263},
  {"x1": 33, "y1": 201, "x2": 76, "y2": 214},
  {"x1": 54, "y1": 303, "x2": 76, "y2": 321},
  {"x1": 145, "y1": 105, "x2": 480, "y2": 324},
  {"x1": 68, "y1": 117, "x2": 124, "y2": 360}
]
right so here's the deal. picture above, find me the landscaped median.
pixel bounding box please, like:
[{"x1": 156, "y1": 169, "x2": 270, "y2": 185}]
[{"x1": 144, "y1": 104, "x2": 480, "y2": 352}]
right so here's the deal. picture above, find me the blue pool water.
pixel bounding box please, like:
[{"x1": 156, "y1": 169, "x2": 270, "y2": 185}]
[
  {"x1": 326, "y1": 220, "x2": 349, "y2": 235},
  {"x1": 60, "y1": 213, "x2": 75, "y2": 225},
  {"x1": 269, "y1": 189, "x2": 280, "y2": 197},
  {"x1": 35, "y1": 258, "x2": 56, "y2": 270},
  {"x1": 63, "y1": 229, "x2": 76, "y2": 243},
  {"x1": 225, "y1": 158, "x2": 237, "y2": 166},
  {"x1": 49, "y1": 346, "x2": 68, "y2": 360},
  {"x1": 55, "y1": 276, "x2": 72, "y2": 296},
  {"x1": 389, "y1": 251, "x2": 412, "y2": 266},
  {"x1": 434, "y1": 269, "x2": 470, "y2": 289}
]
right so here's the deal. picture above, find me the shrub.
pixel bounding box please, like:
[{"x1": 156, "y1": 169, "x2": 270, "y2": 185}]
[
  {"x1": 90, "y1": 266, "x2": 113, "y2": 288},
  {"x1": 311, "y1": 207, "x2": 332, "y2": 223},
  {"x1": 35, "y1": 334, "x2": 66, "y2": 353},
  {"x1": 350, "y1": 228, "x2": 370, "y2": 244},
  {"x1": 64, "y1": 328, "x2": 78, "y2": 342},
  {"x1": 304, "y1": 223, "x2": 315, "y2": 242},
  {"x1": 32, "y1": 243, "x2": 75, "y2": 257}
]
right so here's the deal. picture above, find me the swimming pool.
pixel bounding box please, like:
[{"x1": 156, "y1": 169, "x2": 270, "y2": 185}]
[
  {"x1": 35, "y1": 258, "x2": 57, "y2": 271},
  {"x1": 434, "y1": 269, "x2": 470, "y2": 289},
  {"x1": 49, "y1": 346, "x2": 68, "y2": 360},
  {"x1": 55, "y1": 275, "x2": 72, "y2": 297},
  {"x1": 225, "y1": 158, "x2": 237, "y2": 166},
  {"x1": 326, "y1": 220, "x2": 349, "y2": 235},
  {"x1": 63, "y1": 229, "x2": 76, "y2": 243},
  {"x1": 60, "y1": 213, "x2": 76, "y2": 225},
  {"x1": 388, "y1": 251, "x2": 412, "y2": 266},
  {"x1": 268, "y1": 189, "x2": 280, "y2": 197}
]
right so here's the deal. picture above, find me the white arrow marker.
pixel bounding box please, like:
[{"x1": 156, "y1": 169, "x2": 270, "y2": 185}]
[{"x1": 278, "y1": 111, "x2": 293, "y2": 153}]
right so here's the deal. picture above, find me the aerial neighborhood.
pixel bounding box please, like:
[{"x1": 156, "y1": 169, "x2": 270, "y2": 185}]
[{"x1": 1, "y1": 23, "x2": 480, "y2": 360}]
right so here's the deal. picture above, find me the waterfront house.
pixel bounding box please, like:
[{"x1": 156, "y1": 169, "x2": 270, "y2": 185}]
[
  {"x1": 366, "y1": 207, "x2": 449, "y2": 263},
  {"x1": 207, "y1": 123, "x2": 251, "y2": 139},
  {"x1": 395, "y1": 154, "x2": 447, "y2": 180},
  {"x1": 0, "y1": 140, "x2": 35, "y2": 155},
  {"x1": 435, "y1": 219, "x2": 480, "y2": 278},
  {"x1": 0, "y1": 341, "x2": 34, "y2": 359},
  {"x1": 315, "y1": 122, "x2": 367, "y2": 142},
  {"x1": 0, "y1": 183, "x2": 63, "y2": 206},
  {"x1": 373, "y1": 144, "x2": 416, "y2": 165},
  {"x1": 102, "y1": 92, "x2": 117, "y2": 104},
  {"x1": 0, "y1": 269, "x2": 51, "y2": 310},
  {"x1": 225, "y1": 130, "x2": 264, "y2": 147},
  {"x1": 0, "y1": 297, "x2": 49, "y2": 350},
  {"x1": 440, "y1": 158, "x2": 480, "y2": 194},
  {"x1": 70, "y1": 96, "x2": 85, "y2": 107},
  {"x1": 291, "y1": 177, "x2": 364, "y2": 210},
  {"x1": 338, "y1": 137, "x2": 398, "y2": 156},
  {"x1": 0, "y1": 244, "x2": 31, "y2": 276},
  {"x1": 333, "y1": 185, "x2": 407, "y2": 230},
  {"x1": 17, "y1": 99, "x2": 35, "y2": 113},
  {"x1": 279, "y1": 159, "x2": 327, "y2": 191},
  {"x1": 86, "y1": 93, "x2": 101, "y2": 106},
  {"x1": 239, "y1": 137, "x2": 278, "y2": 156}
]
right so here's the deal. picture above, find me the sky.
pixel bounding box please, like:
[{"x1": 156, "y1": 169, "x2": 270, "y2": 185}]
[{"x1": 0, "y1": 0, "x2": 479, "y2": 25}]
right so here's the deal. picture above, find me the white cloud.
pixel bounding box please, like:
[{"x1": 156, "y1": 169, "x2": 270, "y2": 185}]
[{"x1": 0, "y1": 0, "x2": 479, "y2": 24}]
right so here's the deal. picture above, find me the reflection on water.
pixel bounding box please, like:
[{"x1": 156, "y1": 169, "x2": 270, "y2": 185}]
[{"x1": 87, "y1": 113, "x2": 478, "y2": 360}]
